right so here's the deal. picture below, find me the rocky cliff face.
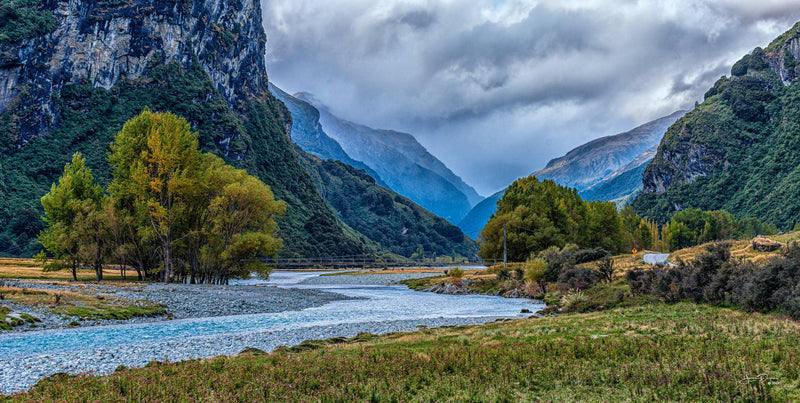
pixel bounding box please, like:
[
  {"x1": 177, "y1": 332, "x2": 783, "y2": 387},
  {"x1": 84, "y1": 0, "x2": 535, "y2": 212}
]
[
  {"x1": 635, "y1": 22, "x2": 800, "y2": 226},
  {"x1": 0, "y1": 0, "x2": 374, "y2": 258},
  {"x1": 1, "y1": 0, "x2": 267, "y2": 156}
]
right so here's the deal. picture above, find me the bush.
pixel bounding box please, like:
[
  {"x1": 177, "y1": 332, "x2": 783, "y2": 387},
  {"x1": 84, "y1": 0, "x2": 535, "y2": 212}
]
[
  {"x1": 557, "y1": 267, "x2": 599, "y2": 291},
  {"x1": 596, "y1": 256, "x2": 614, "y2": 282},
  {"x1": 523, "y1": 258, "x2": 546, "y2": 283},
  {"x1": 572, "y1": 248, "x2": 610, "y2": 265},
  {"x1": 624, "y1": 241, "x2": 800, "y2": 318},
  {"x1": 448, "y1": 267, "x2": 464, "y2": 279}
]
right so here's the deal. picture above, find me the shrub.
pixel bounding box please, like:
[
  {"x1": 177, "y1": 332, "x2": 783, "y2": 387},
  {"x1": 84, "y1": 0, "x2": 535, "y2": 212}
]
[
  {"x1": 523, "y1": 258, "x2": 546, "y2": 282},
  {"x1": 557, "y1": 267, "x2": 599, "y2": 291},
  {"x1": 448, "y1": 267, "x2": 464, "y2": 279},
  {"x1": 572, "y1": 248, "x2": 610, "y2": 265},
  {"x1": 624, "y1": 241, "x2": 800, "y2": 318},
  {"x1": 596, "y1": 256, "x2": 615, "y2": 282}
]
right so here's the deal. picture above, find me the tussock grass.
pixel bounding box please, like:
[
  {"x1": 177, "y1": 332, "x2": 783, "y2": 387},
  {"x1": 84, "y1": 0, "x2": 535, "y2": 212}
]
[
  {"x1": 0, "y1": 286, "x2": 165, "y2": 323},
  {"x1": 10, "y1": 302, "x2": 800, "y2": 401}
]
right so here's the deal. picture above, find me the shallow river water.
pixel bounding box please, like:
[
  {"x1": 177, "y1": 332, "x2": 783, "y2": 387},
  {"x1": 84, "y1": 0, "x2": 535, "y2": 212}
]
[{"x1": 0, "y1": 270, "x2": 543, "y2": 393}]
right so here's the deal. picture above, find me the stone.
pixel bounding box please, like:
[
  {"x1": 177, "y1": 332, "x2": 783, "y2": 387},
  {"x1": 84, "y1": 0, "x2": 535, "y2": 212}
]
[{"x1": 753, "y1": 237, "x2": 781, "y2": 252}]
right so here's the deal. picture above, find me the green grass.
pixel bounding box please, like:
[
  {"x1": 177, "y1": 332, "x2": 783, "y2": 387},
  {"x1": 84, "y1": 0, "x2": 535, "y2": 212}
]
[
  {"x1": 51, "y1": 305, "x2": 166, "y2": 321},
  {"x1": 7, "y1": 302, "x2": 800, "y2": 401},
  {"x1": 399, "y1": 275, "x2": 445, "y2": 290},
  {"x1": 0, "y1": 285, "x2": 167, "y2": 324}
]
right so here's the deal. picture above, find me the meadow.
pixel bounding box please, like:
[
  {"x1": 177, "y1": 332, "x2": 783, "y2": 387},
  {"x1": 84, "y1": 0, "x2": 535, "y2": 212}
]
[{"x1": 5, "y1": 301, "x2": 797, "y2": 401}]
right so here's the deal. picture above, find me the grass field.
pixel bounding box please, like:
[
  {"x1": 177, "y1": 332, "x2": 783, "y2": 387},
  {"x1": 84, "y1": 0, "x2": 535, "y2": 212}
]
[
  {"x1": 6, "y1": 301, "x2": 799, "y2": 401},
  {"x1": 0, "y1": 258, "x2": 138, "y2": 281}
]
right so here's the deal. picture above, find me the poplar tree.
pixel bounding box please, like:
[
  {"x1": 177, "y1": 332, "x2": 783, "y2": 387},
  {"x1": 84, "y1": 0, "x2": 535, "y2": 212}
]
[
  {"x1": 109, "y1": 109, "x2": 199, "y2": 283},
  {"x1": 39, "y1": 152, "x2": 106, "y2": 281}
]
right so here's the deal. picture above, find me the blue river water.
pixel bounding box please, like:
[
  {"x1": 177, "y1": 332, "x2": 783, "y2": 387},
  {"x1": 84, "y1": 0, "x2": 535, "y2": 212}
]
[{"x1": 0, "y1": 270, "x2": 543, "y2": 360}]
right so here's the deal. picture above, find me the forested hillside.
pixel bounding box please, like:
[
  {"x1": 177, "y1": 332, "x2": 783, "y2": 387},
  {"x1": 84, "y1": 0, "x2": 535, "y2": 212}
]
[
  {"x1": 298, "y1": 150, "x2": 478, "y2": 258},
  {"x1": 0, "y1": 0, "x2": 368, "y2": 257},
  {"x1": 635, "y1": 22, "x2": 800, "y2": 228}
]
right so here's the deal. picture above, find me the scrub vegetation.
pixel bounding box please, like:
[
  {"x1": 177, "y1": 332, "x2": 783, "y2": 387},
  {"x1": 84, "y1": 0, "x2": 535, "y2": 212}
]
[{"x1": 9, "y1": 302, "x2": 800, "y2": 401}]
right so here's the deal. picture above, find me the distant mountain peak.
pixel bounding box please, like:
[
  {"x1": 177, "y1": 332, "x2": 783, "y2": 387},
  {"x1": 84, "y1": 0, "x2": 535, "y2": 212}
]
[
  {"x1": 289, "y1": 91, "x2": 483, "y2": 222},
  {"x1": 535, "y1": 110, "x2": 687, "y2": 191},
  {"x1": 458, "y1": 111, "x2": 686, "y2": 236}
]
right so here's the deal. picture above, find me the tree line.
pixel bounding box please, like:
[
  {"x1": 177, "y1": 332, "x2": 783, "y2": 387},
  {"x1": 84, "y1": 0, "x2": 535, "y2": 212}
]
[
  {"x1": 37, "y1": 110, "x2": 285, "y2": 283},
  {"x1": 479, "y1": 175, "x2": 778, "y2": 261}
]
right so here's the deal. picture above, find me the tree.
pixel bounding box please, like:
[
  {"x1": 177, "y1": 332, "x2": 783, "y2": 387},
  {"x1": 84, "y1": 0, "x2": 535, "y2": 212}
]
[
  {"x1": 109, "y1": 109, "x2": 200, "y2": 283},
  {"x1": 39, "y1": 152, "x2": 106, "y2": 281},
  {"x1": 196, "y1": 154, "x2": 285, "y2": 284},
  {"x1": 479, "y1": 176, "x2": 625, "y2": 261},
  {"x1": 107, "y1": 109, "x2": 285, "y2": 283}
]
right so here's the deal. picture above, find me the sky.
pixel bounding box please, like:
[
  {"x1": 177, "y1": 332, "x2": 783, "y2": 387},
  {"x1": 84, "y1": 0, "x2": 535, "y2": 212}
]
[{"x1": 262, "y1": 0, "x2": 800, "y2": 196}]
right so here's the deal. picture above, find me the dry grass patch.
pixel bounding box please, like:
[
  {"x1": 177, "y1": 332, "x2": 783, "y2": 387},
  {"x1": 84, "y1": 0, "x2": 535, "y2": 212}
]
[{"x1": 0, "y1": 259, "x2": 134, "y2": 281}]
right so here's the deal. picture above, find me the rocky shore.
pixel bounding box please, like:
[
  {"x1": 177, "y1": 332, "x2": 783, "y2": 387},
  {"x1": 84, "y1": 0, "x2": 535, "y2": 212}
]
[
  {"x1": 0, "y1": 279, "x2": 358, "y2": 331},
  {"x1": 424, "y1": 278, "x2": 529, "y2": 299}
]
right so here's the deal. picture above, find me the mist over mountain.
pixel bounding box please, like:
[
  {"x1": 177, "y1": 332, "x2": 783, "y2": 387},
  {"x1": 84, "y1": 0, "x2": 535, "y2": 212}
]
[
  {"x1": 457, "y1": 111, "x2": 685, "y2": 237},
  {"x1": 268, "y1": 83, "x2": 388, "y2": 188},
  {"x1": 294, "y1": 93, "x2": 482, "y2": 223}
]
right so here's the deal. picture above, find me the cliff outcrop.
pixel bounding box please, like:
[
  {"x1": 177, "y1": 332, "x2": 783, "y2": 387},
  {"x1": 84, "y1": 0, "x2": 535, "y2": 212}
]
[
  {"x1": 1, "y1": 0, "x2": 267, "y2": 156},
  {"x1": 634, "y1": 22, "x2": 800, "y2": 227},
  {"x1": 0, "y1": 0, "x2": 370, "y2": 258}
]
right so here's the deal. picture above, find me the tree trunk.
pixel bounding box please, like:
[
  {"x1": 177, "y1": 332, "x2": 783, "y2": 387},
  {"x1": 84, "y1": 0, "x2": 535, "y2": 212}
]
[
  {"x1": 95, "y1": 264, "x2": 103, "y2": 281},
  {"x1": 71, "y1": 267, "x2": 77, "y2": 281},
  {"x1": 163, "y1": 244, "x2": 171, "y2": 284}
]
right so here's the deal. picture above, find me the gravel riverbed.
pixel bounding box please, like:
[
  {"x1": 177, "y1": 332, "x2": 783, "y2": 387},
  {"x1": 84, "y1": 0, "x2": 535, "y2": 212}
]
[
  {"x1": 1, "y1": 279, "x2": 358, "y2": 330},
  {"x1": 0, "y1": 271, "x2": 538, "y2": 394},
  {"x1": 0, "y1": 315, "x2": 509, "y2": 394}
]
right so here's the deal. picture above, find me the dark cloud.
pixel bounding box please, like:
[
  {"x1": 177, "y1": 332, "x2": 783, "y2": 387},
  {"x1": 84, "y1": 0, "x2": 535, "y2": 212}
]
[
  {"x1": 395, "y1": 10, "x2": 437, "y2": 30},
  {"x1": 263, "y1": 0, "x2": 800, "y2": 194}
]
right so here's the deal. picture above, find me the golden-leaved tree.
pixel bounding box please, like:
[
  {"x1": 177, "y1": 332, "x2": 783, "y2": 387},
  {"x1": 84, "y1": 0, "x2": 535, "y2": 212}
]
[{"x1": 40, "y1": 109, "x2": 285, "y2": 283}]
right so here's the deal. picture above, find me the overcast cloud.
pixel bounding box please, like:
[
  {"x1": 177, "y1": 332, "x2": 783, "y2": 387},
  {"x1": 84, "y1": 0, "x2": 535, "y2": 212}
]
[{"x1": 262, "y1": 0, "x2": 800, "y2": 195}]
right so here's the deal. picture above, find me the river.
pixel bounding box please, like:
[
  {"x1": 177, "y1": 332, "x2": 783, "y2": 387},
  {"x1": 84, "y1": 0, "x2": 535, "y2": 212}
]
[{"x1": 0, "y1": 270, "x2": 543, "y2": 393}]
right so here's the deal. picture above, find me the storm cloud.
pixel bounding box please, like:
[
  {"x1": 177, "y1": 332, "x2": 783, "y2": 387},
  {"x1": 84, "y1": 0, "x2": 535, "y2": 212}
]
[{"x1": 262, "y1": 0, "x2": 800, "y2": 195}]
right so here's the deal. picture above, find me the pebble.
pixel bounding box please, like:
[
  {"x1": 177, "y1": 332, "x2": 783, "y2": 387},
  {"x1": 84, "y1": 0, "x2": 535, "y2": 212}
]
[{"x1": 0, "y1": 272, "x2": 519, "y2": 394}]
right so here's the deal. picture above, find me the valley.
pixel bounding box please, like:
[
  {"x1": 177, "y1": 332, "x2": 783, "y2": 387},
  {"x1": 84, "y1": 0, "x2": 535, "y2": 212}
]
[{"x1": 4, "y1": 0, "x2": 800, "y2": 401}]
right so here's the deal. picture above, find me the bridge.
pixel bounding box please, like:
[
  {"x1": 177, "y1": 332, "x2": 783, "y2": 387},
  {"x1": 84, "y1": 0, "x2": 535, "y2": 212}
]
[{"x1": 260, "y1": 256, "x2": 504, "y2": 269}]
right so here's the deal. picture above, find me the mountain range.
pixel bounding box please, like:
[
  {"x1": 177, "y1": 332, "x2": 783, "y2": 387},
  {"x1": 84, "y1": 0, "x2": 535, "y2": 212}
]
[
  {"x1": 0, "y1": 0, "x2": 476, "y2": 258},
  {"x1": 457, "y1": 111, "x2": 686, "y2": 238},
  {"x1": 271, "y1": 87, "x2": 482, "y2": 223}
]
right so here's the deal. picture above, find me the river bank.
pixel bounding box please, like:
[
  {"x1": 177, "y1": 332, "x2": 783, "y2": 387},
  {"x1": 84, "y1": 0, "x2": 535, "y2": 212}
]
[
  {"x1": 0, "y1": 271, "x2": 541, "y2": 394},
  {"x1": 10, "y1": 302, "x2": 798, "y2": 401},
  {"x1": 0, "y1": 279, "x2": 357, "y2": 331}
]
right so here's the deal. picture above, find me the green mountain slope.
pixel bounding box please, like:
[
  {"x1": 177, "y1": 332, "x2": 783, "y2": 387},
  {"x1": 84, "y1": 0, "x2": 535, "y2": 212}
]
[
  {"x1": 268, "y1": 83, "x2": 388, "y2": 188},
  {"x1": 297, "y1": 149, "x2": 478, "y2": 258},
  {"x1": 0, "y1": 0, "x2": 367, "y2": 257},
  {"x1": 634, "y1": 22, "x2": 800, "y2": 228}
]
